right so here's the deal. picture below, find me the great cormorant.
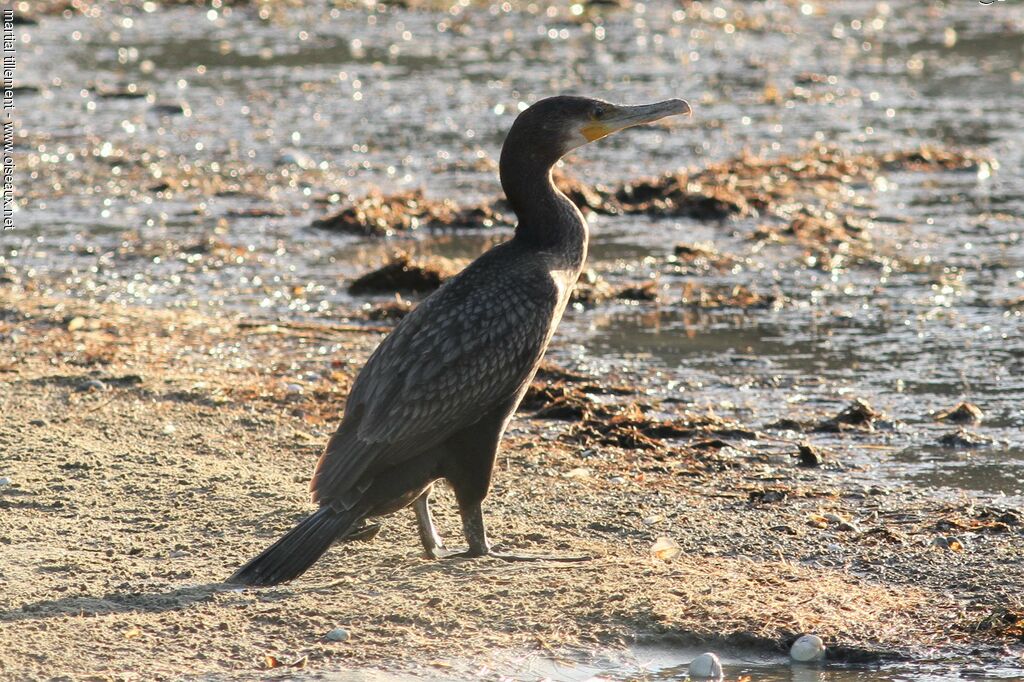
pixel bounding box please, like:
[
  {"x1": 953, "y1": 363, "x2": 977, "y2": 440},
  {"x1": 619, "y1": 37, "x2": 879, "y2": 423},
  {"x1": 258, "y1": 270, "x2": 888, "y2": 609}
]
[{"x1": 229, "y1": 95, "x2": 691, "y2": 586}]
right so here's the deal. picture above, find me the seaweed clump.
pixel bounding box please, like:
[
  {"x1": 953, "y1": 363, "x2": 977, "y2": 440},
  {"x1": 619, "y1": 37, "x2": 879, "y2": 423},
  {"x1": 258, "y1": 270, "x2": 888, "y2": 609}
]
[
  {"x1": 523, "y1": 369, "x2": 757, "y2": 455},
  {"x1": 348, "y1": 254, "x2": 461, "y2": 295},
  {"x1": 679, "y1": 282, "x2": 778, "y2": 309},
  {"x1": 815, "y1": 398, "x2": 893, "y2": 433},
  {"x1": 934, "y1": 402, "x2": 984, "y2": 425}
]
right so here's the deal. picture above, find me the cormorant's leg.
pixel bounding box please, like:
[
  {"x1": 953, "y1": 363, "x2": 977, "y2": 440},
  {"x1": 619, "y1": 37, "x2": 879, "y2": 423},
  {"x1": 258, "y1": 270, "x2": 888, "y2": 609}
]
[
  {"x1": 449, "y1": 502, "x2": 590, "y2": 563},
  {"x1": 414, "y1": 487, "x2": 449, "y2": 559}
]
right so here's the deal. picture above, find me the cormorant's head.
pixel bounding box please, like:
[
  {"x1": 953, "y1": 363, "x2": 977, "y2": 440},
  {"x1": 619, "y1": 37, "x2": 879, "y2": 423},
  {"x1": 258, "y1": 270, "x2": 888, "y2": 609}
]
[{"x1": 502, "y1": 95, "x2": 691, "y2": 166}]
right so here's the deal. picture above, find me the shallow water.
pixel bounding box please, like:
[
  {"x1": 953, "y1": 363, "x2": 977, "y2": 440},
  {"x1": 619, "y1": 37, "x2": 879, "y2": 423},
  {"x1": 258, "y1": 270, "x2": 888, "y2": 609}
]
[{"x1": 435, "y1": 644, "x2": 1024, "y2": 681}]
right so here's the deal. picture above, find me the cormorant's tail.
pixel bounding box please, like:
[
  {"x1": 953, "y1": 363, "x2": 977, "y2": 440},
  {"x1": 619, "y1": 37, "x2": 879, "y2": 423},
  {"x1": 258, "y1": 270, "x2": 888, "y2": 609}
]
[{"x1": 227, "y1": 507, "x2": 358, "y2": 587}]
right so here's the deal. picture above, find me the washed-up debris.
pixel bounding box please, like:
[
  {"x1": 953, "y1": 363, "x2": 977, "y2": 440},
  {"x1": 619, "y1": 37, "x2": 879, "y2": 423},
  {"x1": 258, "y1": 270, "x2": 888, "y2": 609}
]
[
  {"x1": 790, "y1": 634, "x2": 826, "y2": 662},
  {"x1": 448, "y1": 200, "x2": 511, "y2": 229},
  {"x1": 823, "y1": 513, "x2": 860, "y2": 532},
  {"x1": 785, "y1": 209, "x2": 872, "y2": 250},
  {"x1": 264, "y1": 654, "x2": 307, "y2": 669},
  {"x1": 312, "y1": 190, "x2": 452, "y2": 236},
  {"x1": 932, "y1": 506, "x2": 1020, "y2": 535},
  {"x1": 572, "y1": 278, "x2": 660, "y2": 305},
  {"x1": 815, "y1": 398, "x2": 887, "y2": 432},
  {"x1": 106, "y1": 234, "x2": 251, "y2": 264},
  {"x1": 650, "y1": 536, "x2": 682, "y2": 561},
  {"x1": 362, "y1": 296, "x2": 414, "y2": 321},
  {"x1": 749, "y1": 489, "x2": 787, "y2": 504},
  {"x1": 348, "y1": 254, "x2": 460, "y2": 295},
  {"x1": 311, "y1": 190, "x2": 509, "y2": 236},
  {"x1": 679, "y1": 282, "x2": 778, "y2": 309},
  {"x1": 615, "y1": 174, "x2": 752, "y2": 220},
  {"x1": 553, "y1": 171, "x2": 618, "y2": 215},
  {"x1": 672, "y1": 243, "x2": 738, "y2": 271},
  {"x1": 937, "y1": 429, "x2": 993, "y2": 449},
  {"x1": 880, "y1": 146, "x2": 988, "y2": 172},
  {"x1": 688, "y1": 652, "x2": 723, "y2": 679},
  {"x1": 226, "y1": 207, "x2": 286, "y2": 219},
  {"x1": 795, "y1": 442, "x2": 824, "y2": 467},
  {"x1": 763, "y1": 417, "x2": 809, "y2": 432},
  {"x1": 612, "y1": 281, "x2": 659, "y2": 302},
  {"x1": 520, "y1": 374, "x2": 634, "y2": 416},
  {"x1": 533, "y1": 362, "x2": 592, "y2": 384},
  {"x1": 935, "y1": 402, "x2": 984, "y2": 425},
  {"x1": 971, "y1": 608, "x2": 1024, "y2": 640},
  {"x1": 566, "y1": 403, "x2": 666, "y2": 451},
  {"x1": 524, "y1": 369, "x2": 757, "y2": 454},
  {"x1": 569, "y1": 271, "x2": 616, "y2": 305},
  {"x1": 975, "y1": 507, "x2": 1021, "y2": 528},
  {"x1": 520, "y1": 381, "x2": 588, "y2": 413},
  {"x1": 309, "y1": 144, "x2": 989, "y2": 247},
  {"x1": 806, "y1": 512, "x2": 858, "y2": 532}
]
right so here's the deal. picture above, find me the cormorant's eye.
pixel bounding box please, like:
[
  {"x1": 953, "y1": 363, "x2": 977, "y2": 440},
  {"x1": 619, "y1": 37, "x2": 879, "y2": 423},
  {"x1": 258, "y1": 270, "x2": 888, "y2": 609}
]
[{"x1": 592, "y1": 104, "x2": 608, "y2": 119}]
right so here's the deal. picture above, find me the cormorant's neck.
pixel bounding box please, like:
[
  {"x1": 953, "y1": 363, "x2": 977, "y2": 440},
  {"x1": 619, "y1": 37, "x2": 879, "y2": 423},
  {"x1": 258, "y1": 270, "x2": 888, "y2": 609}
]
[{"x1": 499, "y1": 149, "x2": 588, "y2": 266}]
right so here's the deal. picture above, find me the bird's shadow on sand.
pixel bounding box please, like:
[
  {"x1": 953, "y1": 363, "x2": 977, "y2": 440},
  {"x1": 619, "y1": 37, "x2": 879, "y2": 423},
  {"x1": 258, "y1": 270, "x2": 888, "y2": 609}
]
[{"x1": 1, "y1": 582, "x2": 285, "y2": 623}]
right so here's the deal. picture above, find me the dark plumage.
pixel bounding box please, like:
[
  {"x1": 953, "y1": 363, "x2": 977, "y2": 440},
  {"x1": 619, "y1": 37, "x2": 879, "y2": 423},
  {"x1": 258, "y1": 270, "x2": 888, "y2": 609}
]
[{"x1": 229, "y1": 95, "x2": 690, "y2": 586}]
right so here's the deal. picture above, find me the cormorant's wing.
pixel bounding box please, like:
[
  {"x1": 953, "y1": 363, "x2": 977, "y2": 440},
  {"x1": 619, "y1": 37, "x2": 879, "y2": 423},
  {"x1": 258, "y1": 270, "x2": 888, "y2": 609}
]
[{"x1": 310, "y1": 245, "x2": 562, "y2": 507}]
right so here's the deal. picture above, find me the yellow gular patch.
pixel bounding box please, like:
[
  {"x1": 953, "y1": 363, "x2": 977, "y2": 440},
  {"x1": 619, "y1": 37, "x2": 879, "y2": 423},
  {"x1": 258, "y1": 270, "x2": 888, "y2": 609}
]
[{"x1": 580, "y1": 122, "x2": 612, "y2": 142}]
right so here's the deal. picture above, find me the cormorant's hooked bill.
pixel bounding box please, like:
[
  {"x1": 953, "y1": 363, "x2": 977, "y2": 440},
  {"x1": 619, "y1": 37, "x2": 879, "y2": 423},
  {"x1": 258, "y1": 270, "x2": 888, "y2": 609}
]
[{"x1": 579, "y1": 98, "x2": 692, "y2": 143}]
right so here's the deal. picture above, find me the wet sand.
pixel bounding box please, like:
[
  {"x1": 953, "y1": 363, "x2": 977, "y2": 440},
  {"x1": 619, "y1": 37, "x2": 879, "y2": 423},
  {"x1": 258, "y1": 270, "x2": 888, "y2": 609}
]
[{"x1": 1, "y1": 290, "x2": 1022, "y2": 680}]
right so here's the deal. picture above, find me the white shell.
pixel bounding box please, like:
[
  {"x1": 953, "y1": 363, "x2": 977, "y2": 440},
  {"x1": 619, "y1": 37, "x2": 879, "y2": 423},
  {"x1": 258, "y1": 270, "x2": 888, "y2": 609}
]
[
  {"x1": 688, "y1": 652, "x2": 723, "y2": 679},
  {"x1": 325, "y1": 627, "x2": 350, "y2": 642},
  {"x1": 790, "y1": 634, "x2": 826, "y2": 662}
]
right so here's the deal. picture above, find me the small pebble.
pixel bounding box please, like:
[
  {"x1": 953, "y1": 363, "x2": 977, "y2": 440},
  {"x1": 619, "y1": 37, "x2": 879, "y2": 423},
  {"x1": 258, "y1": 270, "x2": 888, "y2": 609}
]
[
  {"x1": 324, "y1": 627, "x2": 350, "y2": 642},
  {"x1": 284, "y1": 383, "x2": 304, "y2": 394},
  {"x1": 796, "y1": 442, "x2": 824, "y2": 467},
  {"x1": 688, "y1": 652, "x2": 723, "y2": 679},
  {"x1": 77, "y1": 379, "x2": 108, "y2": 392},
  {"x1": 29, "y1": 419, "x2": 47, "y2": 427},
  {"x1": 931, "y1": 536, "x2": 965, "y2": 552},
  {"x1": 149, "y1": 101, "x2": 191, "y2": 117},
  {"x1": 790, "y1": 634, "x2": 826, "y2": 662},
  {"x1": 0, "y1": 477, "x2": 11, "y2": 486},
  {"x1": 278, "y1": 149, "x2": 317, "y2": 170},
  {"x1": 162, "y1": 423, "x2": 177, "y2": 435}
]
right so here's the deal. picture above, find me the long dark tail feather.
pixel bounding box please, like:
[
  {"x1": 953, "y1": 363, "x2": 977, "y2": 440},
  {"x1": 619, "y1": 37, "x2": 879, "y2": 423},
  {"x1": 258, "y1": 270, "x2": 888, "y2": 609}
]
[{"x1": 227, "y1": 507, "x2": 358, "y2": 587}]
